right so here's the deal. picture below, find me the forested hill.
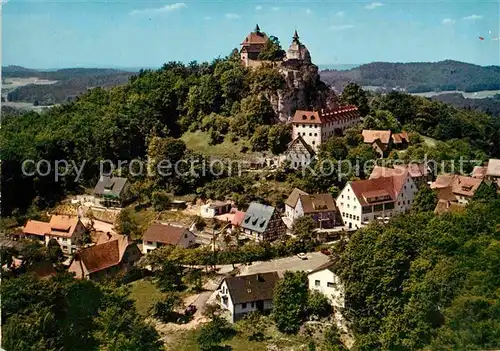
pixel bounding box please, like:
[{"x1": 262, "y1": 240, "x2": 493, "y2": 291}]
[
  {"x1": 2, "y1": 66, "x2": 134, "y2": 105},
  {"x1": 320, "y1": 60, "x2": 500, "y2": 93}
]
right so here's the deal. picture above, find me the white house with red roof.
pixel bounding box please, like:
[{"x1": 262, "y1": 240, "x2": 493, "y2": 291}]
[
  {"x1": 22, "y1": 215, "x2": 87, "y2": 255},
  {"x1": 291, "y1": 106, "x2": 361, "y2": 151},
  {"x1": 336, "y1": 172, "x2": 418, "y2": 229}
]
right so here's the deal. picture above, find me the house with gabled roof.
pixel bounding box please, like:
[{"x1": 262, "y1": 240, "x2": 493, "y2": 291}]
[
  {"x1": 431, "y1": 174, "x2": 483, "y2": 205},
  {"x1": 218, "y1": 272, "x2": 279, "y2": 322},
  {"x1": 285, "y1": 188, "x2": 309, "y2": 219},
  {"x1": 336, "y1": 172, "x2": 418, "y2": 229},
  {"x1": 142, "y1": 223, "x2": 196, "y2": 254},
  {"x1": 362, "y1": 130, "x2": 393, "y2": 157},
  {"x1": 285, "y1": 189, "x2": 341, "y2": 229},
  {"x1": 68, "y1": 234, "x2": 141, "y2": 281},
  {"x1": 307, "y1": 261, "x2": 344, "y2": 309},
  {"x1": 291, "y1": 106, "x2": 361, "y2": 152},
  {"x1": 370, "y1": 163, "x2": 432, "y2": 188},
  {"x1": 283, "y1": 135, "x2": 316, "y2": 169},
  {"x1": 241, "y1": 203, "x2": 287, "y2": 242},
  {"x1": 93, "y1": 176, "x2": 130, "y2": 207},
  {"x1": 22, "y1": 215, "x2": 87, "y2": 255}
]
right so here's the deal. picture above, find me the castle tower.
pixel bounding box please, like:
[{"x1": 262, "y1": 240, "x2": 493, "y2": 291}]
[
  {"x1": 285, "y1": 29, "x2": 311, "y2": 63},
  {"x1": 240, "y1": 24, "x2": 269, "y2": 68}
]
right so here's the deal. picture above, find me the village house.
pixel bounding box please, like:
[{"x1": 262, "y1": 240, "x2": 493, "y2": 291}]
[
  {"x1": 68, "y1": 234, "x2": 142, "y2": 281},
  {"x1": 241, "y1": 202, "x2": 287, "y2": 241},
  {"x1": 282, "y1": 135, "x2": 316, "y2": 169},
  {"x1": 93, "y1": 176, "x2": 130, "y2": 207},
  {"x1": 218, "y1": 272, "x2": 279, "y2": 322},
  {"x1": 431, "y1": 174, "x2": 483, "y2": 205},
  {"x1": 142, "y1": 223, "x2": 197, "y2": 254},
  {"x1": 285, "y1": 189, "x2": 340, "y2": 229},
  {"x1": 336, "y1": 172, "x2": 418, "y2": 229},
  {"x1": 291, "y1": 106, "x2": 361, "y2": 152},
  {"x1": 22, "y1": 215, "x2": 87, "y2": 255},
  {"x1": 369, "y1": 163, "x2": 433, "y2": 188},
  {"x1": 200, "y1": 201, "x2": 232, "y2": 219},
  {"x1": 307, "y1": 261, "x2": 344, "y2": 310},
  {"x1": 470, "y1": 159, "x2": 500, "y2": 186},
  {"x1": 362, "y1": 130, "x2": 393, "y2": 157}
]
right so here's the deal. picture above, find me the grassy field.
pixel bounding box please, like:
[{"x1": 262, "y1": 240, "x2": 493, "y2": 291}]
[
  {"x1": 422, "y1": 135, "x2": 438, "y2": 147},
  {"x1": 129, "y1": 278, "x2": 164, "y2": 316},
  {"x1": 181, "y1": 131, "x2": 267, "y2": 160}
]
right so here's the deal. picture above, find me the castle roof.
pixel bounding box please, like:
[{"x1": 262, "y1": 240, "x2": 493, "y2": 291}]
[
  {"x1": 291, "y1": 105, "x2": 360, "y2": 125},
  {"x1": 241, "y1": 24, "x2": 269, "y2": 46}
]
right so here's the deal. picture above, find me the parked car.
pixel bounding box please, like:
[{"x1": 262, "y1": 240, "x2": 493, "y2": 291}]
[
  {"x1": 185, "y1": 304, "x2": 197, "y2": 316},
  {"x1": 297, "y1": 253, "x2": 308, "y2": 260}
]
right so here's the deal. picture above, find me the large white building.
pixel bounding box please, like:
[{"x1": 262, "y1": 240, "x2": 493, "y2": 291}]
[
  {"x1": 336, "y1": 172, "x2": 418, "y2": 229},
  {"x1": 291, "y1": 106, "x2": 361, "y2": 152}
]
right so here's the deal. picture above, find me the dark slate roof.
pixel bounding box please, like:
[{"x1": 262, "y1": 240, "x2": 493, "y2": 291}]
[
  {"x1": 308, "y1": 260, "x2": 335, "y2": 274},
  {"x1": 93, "y1": 176, "x2": 128, "y2": 198},
  {"x1": 241, "y1": 202, "x2": 276, "y2": 234},
  {"x1": 225, "y1": 272, "x2": 279, "y2": 304}
]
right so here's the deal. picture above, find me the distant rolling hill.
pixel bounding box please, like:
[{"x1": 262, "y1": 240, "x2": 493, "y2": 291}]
[
  {"x1": 2, "y1": 66, "x2": 135, "y2": 105},
  {"x1": 319, "y1": 60, "x2": 500, "y2": 93}
]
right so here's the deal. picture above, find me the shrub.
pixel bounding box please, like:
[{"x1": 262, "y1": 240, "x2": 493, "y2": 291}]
[{"x1": 307, "y1": 291, "x2": 332, "y2": 318}]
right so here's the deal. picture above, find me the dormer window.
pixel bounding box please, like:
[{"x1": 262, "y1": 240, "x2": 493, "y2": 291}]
[
  {"x1": 302, "y1": 115, "x2": 307, "y2": 120},
  {"x1": 311, "y1": 115, "x2": 315, "y2": 120}
]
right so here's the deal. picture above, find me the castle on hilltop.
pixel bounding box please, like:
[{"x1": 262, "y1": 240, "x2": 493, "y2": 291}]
[{"x1": 239, "y1": 24, "x2": 311, "y2": 68}]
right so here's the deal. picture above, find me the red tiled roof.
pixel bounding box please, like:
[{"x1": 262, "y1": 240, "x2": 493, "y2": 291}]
[
  {"x1": 431, "y1": 174, "x2": 482, "y2": 197},
  {"x1": 231, "y1": 211, "x2": 246, "y2": 226},
  {"x1": 471, "y1": 166, "x2": 487, "y2": 179},
  {"x1": 78, "y1": 240, "x2": 120, "y2": 274},
  {"x1": 370, "y1": 164, "x2": 428, "y2": 180},
  {"x1": 350, "y1": 173, "x2": 408, "y2": 206},
  {"x1": 291, "y1": 106, "x2": 360, "y2": 125},
  {"x1": 299, "y1": 194, "x2": 337, "y2": 214},
  {"x1": 49, "y1": 215, "x2": 81, "y2": 238},
  {"x1": 362, "y1": 130, "x2": 392, "y2": 145},
  {"x1": 392, "y1": 132, "x2": 409, "y2": 144},
  {"x1": 143, "y1": 224, "x2": 193, "y2": 245},
  {"x1": 23, "y1": 220, "x2": 51, "y2": 236},
  {"x1": 241, "y1": 31, "x2": 269, "y2": 46}
]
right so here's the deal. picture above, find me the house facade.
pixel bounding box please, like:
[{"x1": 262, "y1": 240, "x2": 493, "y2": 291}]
[
  {"x1": 142, "y1": 223, "x2": 196, "y2": 254},
  {"x1": 218, "y1": 272, "x2": 279, "y2": 322},
  {"x1": 285, "y1": 189, "x2": 340, "y2": 229},
  {"x1": 200, "y1": 201, "x2": 232, "y2": 219},
  {"x1": 285, "y1": 188, "x2": 309, "y2": 219},
  {"x1": 241, "y1": 203, "x2": 287, "y2": 241},
  {"x1": 93, "y1": 176, "x2": 130, "y2": 207},
  {"x1": 69, "y1": 235, "x2": 142, "y2": 281},
  {"x1": 22, "y1": 215, "x2": 87, "y2": 255},
  {"x1": 336, "y1": 172, "x2": 418, "y2": 229},
  {"x1": 283, "y1": 135, "x2": 316, "y2": 169},
  {"x1": 308, "y1": 261, "x2": 344, "y2": 310},
  {"x1": 291, "y1": 106, "x2": 361, "y2": 152}
]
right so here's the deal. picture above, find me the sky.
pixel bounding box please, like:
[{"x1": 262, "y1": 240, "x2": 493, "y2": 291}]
[{"x1": 2, "y1": 0, "x2": 499, "y2": 69}]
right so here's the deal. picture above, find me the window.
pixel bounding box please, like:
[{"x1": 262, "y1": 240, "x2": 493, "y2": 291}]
[
  {"x1": 315, "y1": 280, "x2": 320, "y2": 286},
  {"x1": 342, "y1": 195, "x2": 344, "y2": 198},
  {"x1": 327, "y1": 282, "x2": 335, "y2": 288},
  {"x1": 314, "y1": 133, "x2": 317, "y2": 136},
  {"x1": 312, "y1": 141, "x2": 315, "y2": 145},
  {"x1": 340, "y1": 202, "x2": 344, "y2": 206},
  {"x1": 347, "y1": 204, "x2": 350, "y2": 208},
  {"x1": 309, "y1": 133, "x2": 312, "y2": 136},
  {"x1": 347, "y1": 196, "x2": 350, "y2": 200},
  {"x1": 184, "y1": 234, "x2": 188, "y2": 238},
  {"x1": 242, "y1": 303, "x2": 247, "y2": 309},
  {"x1": 251, "y1": 302, "x2": 255, "y2": 308}
]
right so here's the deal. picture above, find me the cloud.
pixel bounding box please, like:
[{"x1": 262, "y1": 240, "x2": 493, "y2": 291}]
[
  {"x1": 364, "y1": 2, "x2": 383, "y2": 10},
  {"x1": 256, "y1": 5, "x2": 262, "y2": 10},
  {"x1": 130, "y1": 2, "x2": 186, "y2": 16},
  {"x1": 442, "y1": 18, "x2": 455, "y2": 25},
  {"x1": 203, "y1": 16, "x2": 212, "y2": 20},
  {"x1": 271, "y1": 6, "x2": 280, "y2": 11},
  {"x1": 329, "y1": 24, "x2": 354, "y2": 31},
  {"x1": 225, "y1": 13, "x2": 241, "y2": 19},
  {"x1": 306, "y1": 8, "x2": 313, "y2": 14},
  {"x1": 335, "y1": 11, "x2": 345, "y2": 17},
  {"x1": 463, "y1": 14, "x2": 483, "y2": 20}
]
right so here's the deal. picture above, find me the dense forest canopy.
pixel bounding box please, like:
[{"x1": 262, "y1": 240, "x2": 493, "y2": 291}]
[{"x1": 320, "y1": 60, "x2": 500, "y2": 93}]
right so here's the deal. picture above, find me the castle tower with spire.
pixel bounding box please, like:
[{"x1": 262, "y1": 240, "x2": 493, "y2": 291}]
[
  {"x1": 285, "y1": 29, "x2": 311, "y2": 63},
  {"x1": 240, "y1": 23, "x2": 269, "y2": 68}
]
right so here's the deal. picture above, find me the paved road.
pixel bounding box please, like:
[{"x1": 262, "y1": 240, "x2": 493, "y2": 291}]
[{"x1": 238, "y1": 251, "x2": 330, "y2": 276}]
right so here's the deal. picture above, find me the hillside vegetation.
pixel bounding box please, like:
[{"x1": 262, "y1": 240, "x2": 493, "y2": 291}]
[{"x1": 320, "y1": 60, "x2": 500, "y2": 93}]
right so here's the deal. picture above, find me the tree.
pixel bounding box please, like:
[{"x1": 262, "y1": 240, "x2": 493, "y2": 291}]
[
  {"x1": 268, "y1": 124, "x2": 292, "y2": 155},
  {"x1": 307, "y1": 291, "x2": 332, "y2": 318},
  {"x1": 151, "y1": 190, "x2": 171, "y2": 211},
  {"x1": 151, "y1": 293, "x2": 183, "y2": 322},
  {"x1": 319, "y1": 137, "x2": 348, "y2": 160},
  {"x1": 258, "y1": 36, "x2": 286, "y2": 61},
  {"x1": 340, "y1": 83, "x2": 369, "y2": 117},
  {"x1": 473, "y1": 182, "x2": 497, "y2": 201},
  {"x1": 114, "y1": 207, "x2": 139, "y2": 238},
  {"x1": 412, "y1": 186, "x2": 438, "y2": 213},
  {"x1": 292, "y1": 216, "x2": 317, "y2": 241},
  {"x1": 272, "y1": 271, "x2": 309, "y2": 333},
  {"x1": 155, "y1": 260, "x2": 184, "y2": 292},
  {"x1": 197, "y1": 315, "x2": 234, "y2": 350},
  {"x1": 250, "y1": 125, "x2": 270, "y2": 151},
  {"x1": 47, "y1": 238, "x2": 64, "y2": 263}
]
